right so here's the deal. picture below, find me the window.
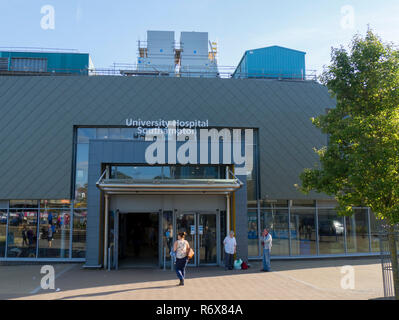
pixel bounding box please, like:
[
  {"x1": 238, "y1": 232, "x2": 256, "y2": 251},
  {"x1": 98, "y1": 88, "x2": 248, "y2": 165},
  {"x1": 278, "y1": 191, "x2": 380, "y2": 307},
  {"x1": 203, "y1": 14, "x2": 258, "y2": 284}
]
[
  {"x1": 38, "y1": 209, "x2": 70, "y2": 258},
  {"x1": 72, "y1": 209, "x2": 87, "y2": 258},
  {"x1": 7, "y1": 209, "x2": 38, "y2": 258},
  {"x1": 346, "y1": 209, "x2": 370, "y2": 253},
  {"x1": 0, "y1": 57, "x2": 8, "y2": 71},
  {"x1": 247, "y1": 210, "x2": 259, "y2": 256},
  {"x1": 261, "y1": 208, "x2": 289, "y2": 256},
  {"x1": 318, "y1": 209, "x2": 345, "y2": 254},
  {"x1": 10, "y1": 57, "x2": 47, "y2": 72},
  {"x1": 290, "y1": 208, "x2": 317, "y2": 255}
]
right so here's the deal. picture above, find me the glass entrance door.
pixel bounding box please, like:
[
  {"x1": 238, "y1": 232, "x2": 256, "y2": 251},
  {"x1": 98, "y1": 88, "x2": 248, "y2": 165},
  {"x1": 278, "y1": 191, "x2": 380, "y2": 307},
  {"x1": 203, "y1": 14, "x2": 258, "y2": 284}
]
[
  {"x1": 198, "y1": 213, "x2": 218, "y2": 265},
  {"x1": 175, "y1": 211, "x2": 219, "y2": 266},
  {"x1": 175, "y1": 212, "x2": 196, "y2": 265}
]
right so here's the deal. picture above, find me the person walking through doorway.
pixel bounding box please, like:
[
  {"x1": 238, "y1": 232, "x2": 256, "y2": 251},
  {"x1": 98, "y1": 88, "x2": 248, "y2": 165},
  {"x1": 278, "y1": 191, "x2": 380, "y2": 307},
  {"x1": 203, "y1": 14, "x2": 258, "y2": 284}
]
[
  {"x1": 173, "y1": 232, "x2": 190, "y2": 286},
  {"x1": 261, "y1": 228, "x2": 272, "y2": 272}
]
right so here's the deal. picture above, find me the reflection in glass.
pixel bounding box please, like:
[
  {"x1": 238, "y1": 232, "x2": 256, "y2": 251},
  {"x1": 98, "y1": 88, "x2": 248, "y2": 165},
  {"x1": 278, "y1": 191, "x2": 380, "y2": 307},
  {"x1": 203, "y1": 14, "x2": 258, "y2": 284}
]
[
  {"x1": 7, "y1": 210, "x2": 37, "y2": 258},
  {"x1": 111, "y1": 166, "x2": 163, "y2": 180},
  {"x1": 247, "y1": 210, "x2": 259, "y2": 257},
  {"x1": 170, "y1": 166, "x2": 221, "y2": 179},
  {"x1": 290, "y1": 208, "x2": 317, "y2": 255},
  {"x1": 246, "y1": 141, "x2": 258, "y2": 202},
  {"x1": 110, "y1": 165, "x2": 225, "y2": 180},
  {"x1": 38, "y1": 210, "x2": 70, "y2": 258},
  {"x1": 9, "y1": 200, "x2": 38, "y2": 209},
  {"x1": 121, "y1": 128, "x2": 134, "y2": 140},
  {"x1": 96, "y1": 128, "x2": 109, "y2": 139},
  {"x1": 162, "y1": 211, "x2": 173, "y2": 268},
  {"x1": 369, "y1": 211, "x2": 381, "y2": 252},
  {"x1": 0, "y1": 210, "x2": 6, "y2": 257},
  {"x1": 318, "y1": 209, "x2": 345, "y2": 254},
  {"x1": 176, "y1": 213, "x2": 195, "y2": 265},
  {"x1": 40, "y1": 200, "x2": 70, "y2": 209},
  {"x1": 109, "y1": 128, "x2": 121, "y2": 139},
  {"x1": 220, "y1": 210, "x2": 226, "y2": 263},
  {"x1": 261, "y1": 209, "x2": 289, "y2": 256},
  {"x1": 72, "y1": 209, "x2": 87, "y2": 258},
  {"x1": 75, "y1": 144, "x2": 89, "y2": 207},
  {"x1": 77, "y1": 128, "x2": 96, "y2": 143},
  {"x1": 346, "y1": 209, "x2": 370, "y2": 253},
  {"x1": 199, "y1": 214, "x2": 217, "y2": 264}
]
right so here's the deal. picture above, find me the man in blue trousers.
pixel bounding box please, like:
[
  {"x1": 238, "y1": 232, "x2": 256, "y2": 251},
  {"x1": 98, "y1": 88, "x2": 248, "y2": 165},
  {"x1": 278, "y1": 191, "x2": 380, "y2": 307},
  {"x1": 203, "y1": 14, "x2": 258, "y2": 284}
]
[{"x1": 261, "y1": 229, "x2": 272, "y2": 272}]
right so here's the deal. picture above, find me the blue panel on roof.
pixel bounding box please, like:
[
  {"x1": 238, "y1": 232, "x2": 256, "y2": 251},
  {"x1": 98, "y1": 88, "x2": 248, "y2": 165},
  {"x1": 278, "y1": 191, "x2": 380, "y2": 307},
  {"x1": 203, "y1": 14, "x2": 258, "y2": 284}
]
[
  {"x1": 0, "y1": 51, "x2": 90, "y2": 75},
  {"x1": 233, "y1": 46, "x2": 306, "y2": 79}
]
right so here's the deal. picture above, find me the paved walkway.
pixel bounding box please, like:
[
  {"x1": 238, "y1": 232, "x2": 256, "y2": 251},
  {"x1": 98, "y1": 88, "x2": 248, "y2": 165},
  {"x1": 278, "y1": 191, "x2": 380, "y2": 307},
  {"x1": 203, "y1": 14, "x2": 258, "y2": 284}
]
[{"x1": 0, "y1": 258, "x2": 384, "y2": 300}]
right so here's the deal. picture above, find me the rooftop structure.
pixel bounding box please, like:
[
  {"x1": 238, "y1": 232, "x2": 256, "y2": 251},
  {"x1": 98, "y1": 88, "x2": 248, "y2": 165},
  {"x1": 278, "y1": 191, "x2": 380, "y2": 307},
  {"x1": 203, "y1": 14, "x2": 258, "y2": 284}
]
[
  {"x1": 0, "y1": 48, "x2": 93, "y2": 76},
  {"x1": 233, "y1": 45, "x2": 307, "y2": 80}
]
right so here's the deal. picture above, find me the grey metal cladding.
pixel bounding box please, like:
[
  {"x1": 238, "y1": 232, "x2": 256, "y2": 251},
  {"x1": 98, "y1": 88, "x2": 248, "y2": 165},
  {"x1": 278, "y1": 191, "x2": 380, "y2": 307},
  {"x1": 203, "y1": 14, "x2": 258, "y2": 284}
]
[{"x1": 0, "y1": 76, "x2": 335, "y2": 200}]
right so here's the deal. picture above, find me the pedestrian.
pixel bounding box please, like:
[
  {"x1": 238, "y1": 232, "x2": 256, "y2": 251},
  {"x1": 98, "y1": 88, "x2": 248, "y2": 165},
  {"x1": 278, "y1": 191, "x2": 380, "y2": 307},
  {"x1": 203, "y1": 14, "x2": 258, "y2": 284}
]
[
  {"x1": 223, "y1": 230, "x2": 236, "y2": 270},
  {"x1": 22, "y1": 225, "x2": 28, "y2": 246},
  {"x1": 47, "y1": 224, "x2": 53, "y2": 248},
  {"x1": 173, "y1": 231, "x2": 190, "y2": 286},
  {"x1": 261, "y1": 228, "x2": 272, "y2": 272},
  {"x1": 165, "y1": 223, "x2": 173, "y2": 254}
]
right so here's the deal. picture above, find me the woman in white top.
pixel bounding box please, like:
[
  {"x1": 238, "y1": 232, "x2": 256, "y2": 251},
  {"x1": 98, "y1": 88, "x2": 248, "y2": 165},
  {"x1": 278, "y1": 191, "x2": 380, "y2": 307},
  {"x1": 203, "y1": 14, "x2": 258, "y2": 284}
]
[{"x1": 173, "y1": 232, "x2": 190, "y2": 286}]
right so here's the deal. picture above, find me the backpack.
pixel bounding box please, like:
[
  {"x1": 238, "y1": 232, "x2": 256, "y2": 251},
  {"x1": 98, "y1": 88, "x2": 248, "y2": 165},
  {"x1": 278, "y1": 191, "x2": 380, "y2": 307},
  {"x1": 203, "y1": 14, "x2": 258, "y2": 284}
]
[{"x1": 241, "y1": 261, "x2": 248, "y2": 270}]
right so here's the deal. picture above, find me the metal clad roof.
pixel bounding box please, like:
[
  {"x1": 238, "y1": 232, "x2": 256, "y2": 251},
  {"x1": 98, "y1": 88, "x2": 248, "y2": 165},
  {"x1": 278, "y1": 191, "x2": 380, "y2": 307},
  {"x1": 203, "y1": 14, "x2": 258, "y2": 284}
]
[{"x1": 0, "y1": 76, "x2": 335, "y2": 200}]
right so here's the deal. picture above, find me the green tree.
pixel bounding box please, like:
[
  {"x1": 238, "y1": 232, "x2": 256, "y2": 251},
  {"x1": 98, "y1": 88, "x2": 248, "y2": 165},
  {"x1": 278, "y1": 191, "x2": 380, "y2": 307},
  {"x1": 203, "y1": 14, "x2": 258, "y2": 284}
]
[{"x1": 298, "y1": 30, "x2": 399, "y2": 299}]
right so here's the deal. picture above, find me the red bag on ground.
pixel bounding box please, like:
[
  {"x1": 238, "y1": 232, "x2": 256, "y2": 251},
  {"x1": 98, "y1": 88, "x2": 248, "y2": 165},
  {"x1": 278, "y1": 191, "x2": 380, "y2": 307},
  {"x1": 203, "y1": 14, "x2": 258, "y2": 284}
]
[{"x1": 241, "y1": 261, "x2": 248, "y2": 270}]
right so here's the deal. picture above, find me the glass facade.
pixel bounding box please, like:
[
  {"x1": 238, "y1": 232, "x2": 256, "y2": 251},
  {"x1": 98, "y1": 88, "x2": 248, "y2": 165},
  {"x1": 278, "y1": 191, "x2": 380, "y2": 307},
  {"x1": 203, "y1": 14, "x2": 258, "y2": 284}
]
[
  {"x1": 111, "y1": 165, "x2": 225, "y2": 180},
  {"x1": 7, "y1": 209, "x2": 38, "y2": 258},
  {"x1": 290, "y1": 208, "x2": 317, "y2": 256},
  {"x1": 261, "y1": 208, "x2": 289, "y2": 256},
  {"x1": 0, "y1": 200, "x2": 84, "y2": 260},
  {"x1": 248, "y1": 204, "x2": 381, "y2": 258},
  {"x1": 318, "y1": 209, "x2": 345, "y2": 255},
  {"x1": 247, "y1": 210, "x2": 259, "y2": 257},
  {"x1": 346, "y1": 208, "x2": 370, "y2": 253},
  {"x1": 0, "y1": 209, "x2": 6, "y2": 257},
  {"x1": 72, "y1": 209, "x2": 87, "y2": 258},
  {"x1": 38, "y1": 209, "x2": 70, "y2": 258}
]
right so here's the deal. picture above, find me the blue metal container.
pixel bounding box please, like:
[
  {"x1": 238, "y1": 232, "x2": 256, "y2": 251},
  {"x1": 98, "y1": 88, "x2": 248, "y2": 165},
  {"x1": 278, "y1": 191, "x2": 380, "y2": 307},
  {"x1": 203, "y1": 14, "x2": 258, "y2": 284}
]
[
  {"x1": 0, "y1": 51, "x2": 91, "y2": 75},
  {"x1": 233, "y1": 46, "x2": 306, "y2": 79}
]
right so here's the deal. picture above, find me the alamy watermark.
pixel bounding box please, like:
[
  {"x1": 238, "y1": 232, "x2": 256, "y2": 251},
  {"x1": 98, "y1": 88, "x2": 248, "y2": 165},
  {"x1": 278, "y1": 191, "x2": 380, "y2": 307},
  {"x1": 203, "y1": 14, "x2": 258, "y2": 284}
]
[
  {"x1": 340, "y1": 265, "x2": 355, "y2": 290},
  {"x1": 126, "y1": 119, "x2": 254, "y2": 176},
  {"x1": 40, "y1": 265, "x2": 55, "y2": 290},
  {"x1": 340, "y1": 5, "x2": 355, "y2": 30},
  {"x1": 40, "y1": 5, "x2": 55, "y2": 30}
]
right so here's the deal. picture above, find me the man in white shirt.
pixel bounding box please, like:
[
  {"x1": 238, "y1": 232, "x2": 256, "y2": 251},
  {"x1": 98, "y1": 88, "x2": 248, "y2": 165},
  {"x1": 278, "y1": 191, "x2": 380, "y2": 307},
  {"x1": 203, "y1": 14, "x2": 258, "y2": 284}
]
[
  {"x1": 261, "y1": 228, "x2": 272, "y2": 272},
  {"x1": 223, "y1": 230, "x2": 237, "y2": 270}
]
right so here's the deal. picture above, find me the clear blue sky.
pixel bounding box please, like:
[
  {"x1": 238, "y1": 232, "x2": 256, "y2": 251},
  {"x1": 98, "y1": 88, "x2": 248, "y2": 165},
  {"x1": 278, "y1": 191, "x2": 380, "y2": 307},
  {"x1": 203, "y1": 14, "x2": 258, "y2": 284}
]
[{"x1": 1, "y1": 0, "x2": 399, "y2": 74}]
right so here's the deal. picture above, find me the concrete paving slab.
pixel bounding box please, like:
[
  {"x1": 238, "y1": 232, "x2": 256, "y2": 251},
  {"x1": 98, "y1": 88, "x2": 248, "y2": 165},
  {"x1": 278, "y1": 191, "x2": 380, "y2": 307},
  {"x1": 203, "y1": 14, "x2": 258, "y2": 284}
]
[{"x1": 0, "y1": 258, "x2": 384, "y2": 300}]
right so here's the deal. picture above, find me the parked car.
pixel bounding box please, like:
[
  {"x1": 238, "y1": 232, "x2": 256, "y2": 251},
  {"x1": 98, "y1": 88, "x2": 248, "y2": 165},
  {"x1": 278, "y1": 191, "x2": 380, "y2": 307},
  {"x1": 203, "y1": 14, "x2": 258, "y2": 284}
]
[
  {"x1": 0, "y1": 214, "x2": 7, "y2": 224},
  {"x1": 319, "y1": 220, "x2": 344, "y2": 236}
]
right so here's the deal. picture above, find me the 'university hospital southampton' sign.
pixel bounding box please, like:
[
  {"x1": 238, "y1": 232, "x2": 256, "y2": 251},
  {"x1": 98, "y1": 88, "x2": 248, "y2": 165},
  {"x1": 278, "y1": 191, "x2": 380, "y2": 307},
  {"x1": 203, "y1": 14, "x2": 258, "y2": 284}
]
[{"x1": 125, "y1": 119, "x2": 253, "y2": 175}]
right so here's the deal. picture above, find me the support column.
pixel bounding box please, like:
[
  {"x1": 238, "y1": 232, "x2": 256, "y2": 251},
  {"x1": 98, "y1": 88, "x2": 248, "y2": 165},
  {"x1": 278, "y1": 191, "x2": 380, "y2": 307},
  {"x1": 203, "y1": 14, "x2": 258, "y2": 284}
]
[
  {"x1": 226, "y1": 194, "x2": 231, "y2": 235},
  {"x1": 103, "y1": 193, "x2": 109, "y2": 269}
]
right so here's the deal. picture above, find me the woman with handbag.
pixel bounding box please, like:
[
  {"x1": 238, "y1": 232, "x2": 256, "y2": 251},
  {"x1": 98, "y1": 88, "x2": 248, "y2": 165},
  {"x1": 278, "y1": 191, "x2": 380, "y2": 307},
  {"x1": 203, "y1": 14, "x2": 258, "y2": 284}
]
[{"x1": 173, "y1": 232, "x2": 193, "y2": 286}]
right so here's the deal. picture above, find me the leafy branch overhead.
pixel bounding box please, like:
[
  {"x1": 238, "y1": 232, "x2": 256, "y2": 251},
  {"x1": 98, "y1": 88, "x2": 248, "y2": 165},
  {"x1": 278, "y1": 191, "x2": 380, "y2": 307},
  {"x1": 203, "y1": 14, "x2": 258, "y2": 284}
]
[{"x1": 298, "y1": 30, "x2": 399, "y2": 225}]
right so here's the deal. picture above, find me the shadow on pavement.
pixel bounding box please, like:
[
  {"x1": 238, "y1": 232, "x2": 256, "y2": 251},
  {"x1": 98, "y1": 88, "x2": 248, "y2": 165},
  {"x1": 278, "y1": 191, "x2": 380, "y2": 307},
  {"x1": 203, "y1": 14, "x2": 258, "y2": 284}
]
[{"x1": 2, "y1": 257, "x2": 381, "y2": 299}]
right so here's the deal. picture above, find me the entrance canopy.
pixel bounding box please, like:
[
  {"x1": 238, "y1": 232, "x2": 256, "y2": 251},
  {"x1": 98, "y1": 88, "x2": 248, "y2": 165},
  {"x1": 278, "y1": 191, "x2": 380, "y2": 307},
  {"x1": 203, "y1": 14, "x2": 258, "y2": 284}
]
[{"x1": 96, "y1": 171, "x2": 243, "y2": 195}]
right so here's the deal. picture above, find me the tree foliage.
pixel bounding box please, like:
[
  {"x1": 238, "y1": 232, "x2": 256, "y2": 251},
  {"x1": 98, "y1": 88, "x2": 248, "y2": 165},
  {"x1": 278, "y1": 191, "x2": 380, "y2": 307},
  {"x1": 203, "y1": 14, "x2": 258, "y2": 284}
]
[{"x1": 299, "y1": 30, "x2": 399, "y2": 226}]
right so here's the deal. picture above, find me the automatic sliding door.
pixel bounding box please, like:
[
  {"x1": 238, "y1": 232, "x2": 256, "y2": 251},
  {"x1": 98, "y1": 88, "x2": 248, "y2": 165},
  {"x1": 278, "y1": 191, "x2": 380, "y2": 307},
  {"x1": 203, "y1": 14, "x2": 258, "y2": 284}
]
[
  {"x1": 198, "y1": 213, "x2": 217, "y2": 265},
  {"x1": 175, "y1": 212, "x2": 196, "y2": 265}
]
